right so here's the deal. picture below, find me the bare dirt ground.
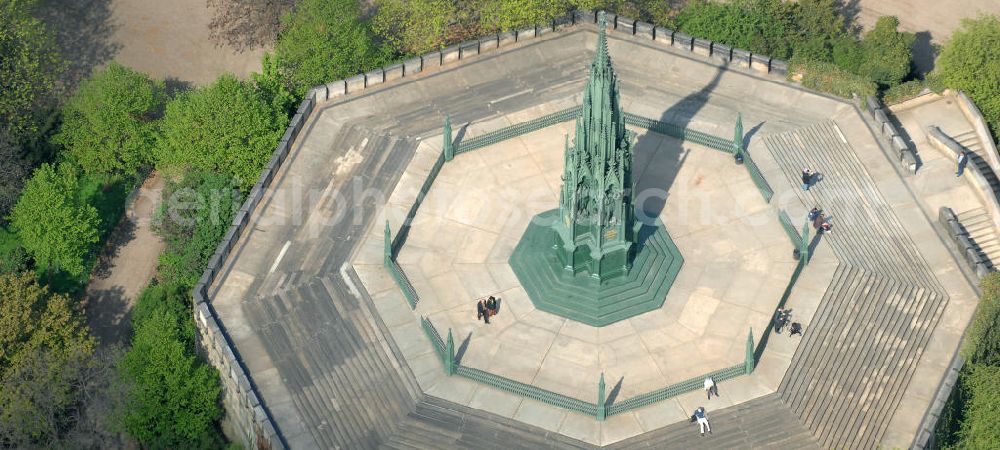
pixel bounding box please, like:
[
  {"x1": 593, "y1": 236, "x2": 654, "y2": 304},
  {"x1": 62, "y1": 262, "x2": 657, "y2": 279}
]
[
  {"x1": 84, "y1": 173, "x2": 166, "y2": 347},
  {"x1": 852, "y1": 0, "x2": 1000, "y2": 73}
]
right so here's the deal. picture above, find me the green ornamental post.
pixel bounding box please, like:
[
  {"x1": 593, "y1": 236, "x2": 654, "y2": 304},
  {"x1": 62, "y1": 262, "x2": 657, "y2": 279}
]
[
  {"x1": 597, "y1": 372, "x2": 606, "y2": 421},
  {"x1": 384, "y1": 220, "x2": 392, "y2": 266},
  {"x1": 443, "y1": 114, "x2": 454, "y2": 161},
  {"x1": 745, "y1": 328, "x2": 755, "y2": 375},
  {"x1": 801, "y1": 221, "x2": 810, "y2": 265},
  {"x1": 733, "y1": 112, "x2": 744, "y2": 163},
  {"x1": 445, "y1": 328, "x2": 456, "y2": 375}
]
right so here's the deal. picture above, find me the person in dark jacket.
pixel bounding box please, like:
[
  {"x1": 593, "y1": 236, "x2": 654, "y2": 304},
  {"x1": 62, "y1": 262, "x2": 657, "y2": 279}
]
[{"x1": 477, "y1": 300, "x2": 488, "y2": 323}]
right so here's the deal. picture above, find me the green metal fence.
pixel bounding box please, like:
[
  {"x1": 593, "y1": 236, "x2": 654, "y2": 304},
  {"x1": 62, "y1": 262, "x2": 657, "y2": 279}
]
[
  {"x1": 606, "y1": 363, "x2": 745, "y2": 416},
  {"x1": 455, "y1": 365, "x2": 600, "y2": 416},
  {"x1": 456, "y1": 107, "x2": 582, "y2": 154},
  {"x1": 778, "y1": 210, "x2": 803, "y2": 249},
  {"x1": 741, "y1": 150, "x2": 774, "y2": 203},
  {"x1": 388, "y1": 260, "x2": 418, "y2": 309},
  {"x1": 420, "y1": 316, "x2": 447, "y2": 362},
  {"x1": 623, "y1": 113, "x2": 734, "y2": 152}
]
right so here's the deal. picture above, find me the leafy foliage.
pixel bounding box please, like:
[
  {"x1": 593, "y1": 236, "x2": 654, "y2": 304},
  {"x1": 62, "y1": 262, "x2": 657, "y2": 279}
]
[
  {"x1": 852, "y1": 16, "x2": 914, "y2": 87},
  {"x1": 0, "y1": 0, "x2": 61, "y2": 136},
  {"x1": 121, "y1": 307, "x2": 222, "y2": 447},
  {"x1": 936, "y1": 14, "x2": 1000, "y2": 142},
  {"x1": 274, "y1": 0, "x2": 388, "y2": 95},
  {"x1": 956, "y1": 364, "x2": 1000, "y2": 449},
  {"x1": 0, "y1": 272, "x2": 97, "y2": 447},
  {"x1": 9, "y1": 163, "x2": 99, "y2": 277},
  {"x1": 154, "y1": 74, "x2": 288, "y2": 191},
  {"x1": 478, "y1": 0, "x2": 570, "y2": 33},
  {"x1": 153, "y1": 171, "x2": 240, "y2": 288},
  {"x1": 373, "y1": 0, "x2": 456, "y2": 55},
  {"x1": 0, "y1": 128, "x2": 31, "y2": 218},
  {"x1": 963, "y1": 273, "x2": 1000, "y2": 366},
  {"x1": 54, "y1": 63, "x2": 164, "y2": 178},
  {"x1": 792, "y1": 58, "x2": 878, "y2": 99},
  {"x1": 677, "y1": 0, "x2": 797, "y2": 60}
]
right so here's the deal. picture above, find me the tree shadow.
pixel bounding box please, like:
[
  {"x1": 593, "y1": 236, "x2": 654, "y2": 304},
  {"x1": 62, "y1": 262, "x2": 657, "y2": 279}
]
[
  {"x1": 910, "y1": 31, "x2": 937, "y2": 77},
  {"x1": 164, "y1": 77, "x2": 194, "y2": 98},
  {"x1": 82, "y1": 285, "x2": 131, "y2": 347},
  {"x1": 838, "y1": 0, "x2": 864, "y2": 35},
  {"x1": 36, "y1": 0, "x2": 121, "y2": 95},
  {"x1": 93, "y1": 217, "x2": 137, "y2": 279}
]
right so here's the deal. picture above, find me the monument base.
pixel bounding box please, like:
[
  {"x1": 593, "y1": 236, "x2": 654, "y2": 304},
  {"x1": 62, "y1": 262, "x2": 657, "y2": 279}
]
[{"x1": 509, "y1": 209, "x2": 684, "y2": 326}]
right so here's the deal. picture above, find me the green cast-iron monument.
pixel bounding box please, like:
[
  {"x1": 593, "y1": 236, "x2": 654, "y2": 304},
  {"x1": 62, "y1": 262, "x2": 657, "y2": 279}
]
[{"x1": 509, "y1": 16, "x2": 683, "y2": 326}]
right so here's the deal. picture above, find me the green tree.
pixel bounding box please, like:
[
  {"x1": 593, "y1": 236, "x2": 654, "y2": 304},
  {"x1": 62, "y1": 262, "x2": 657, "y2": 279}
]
[
  {"x1": 676, "y1": 0, "x2": 796, "y2": 60},
  {"x1": 154, "y1": 75, "x2": 288, "y2": 190},
  {"x1": 855, "y1": 16, "x2": 914, "y2": 87},
  {"x1": 790, "y1": 0, "x2": 846, "y2": 62},
  {"x1": 9, "y1": 163, "x2": 99, "y2": 277},
  {"x1": 478, "y1": 0, "x2": 570, "y2": 33},
  {"x1": 0, "y1": 272, "x2": 96, "y2": 447},
  {"x1": 936, "y1": 14, "x2": 1000, "y2": 140},
  {"x1": 121, "y1": 308, "x2": 222, "y2": 447},
  {"x1": 373, "y1": 0, "x2": 457, "y2": 55},
  {"x1": 153, "y1": 171, "x2": 239, "y2": 287},
  {"x1": 274, "y1": 0, "x2": 388, "y2": 95},
  {"x1": 0, "y1": 0, "x2": 61, "y2": 136},
  {"x1": 957, "y1": 364, "x2": 1000, "y2": 448},
  {"x1": 54, "y1": 63, "x2": 165, "y2": 178},
  {"x1": 963, "y1": 272, "x2": 1000, "y2": 366}
]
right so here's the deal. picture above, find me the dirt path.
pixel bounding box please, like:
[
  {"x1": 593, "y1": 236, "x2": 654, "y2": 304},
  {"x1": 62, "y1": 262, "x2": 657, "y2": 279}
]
[{"x1": 84, "y1": 173, "x2": 166, "y2": 347}]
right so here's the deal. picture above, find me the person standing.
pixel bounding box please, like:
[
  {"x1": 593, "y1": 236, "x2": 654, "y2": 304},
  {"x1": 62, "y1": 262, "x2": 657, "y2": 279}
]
[
  {"x1": 808, "y1": 207, "x2": 821, "y2": 222},
  {"x1": 801, "y1": 168, "x2": 813, "y2": 190},
  {"x1": 704, "y1": 377, "x2": 717, "y2": 400},
  {"x1": 487, "y1": 296, "x2": 497, "y2": 317},
  {"x1": 773, "y1": 308, "x2": 785, "y2": 334},
  {"x1": 789, "y1": 322, "x2": 803, "y2": 337},
  {"x1": 477, "y1": 300, "x2": 485, "y2": 322},
  {"x1": 694, "y1": 407, "x2": 711, "y2": 436},
  {"x1": 957, "y1": 150, "x2": 969, "y2": 177}
]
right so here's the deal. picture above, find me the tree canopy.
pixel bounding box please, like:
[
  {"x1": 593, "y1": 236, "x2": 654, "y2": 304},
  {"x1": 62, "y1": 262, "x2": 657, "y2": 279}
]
[
  {"x1": 936, "y1": 14, "x2": 1000, "y2": 140},
  {"x1": 54, "y1": 63, "x2": 164, "y2": 178},
  {"x1": 0, "y1": 272, "x2": 96, "y2": 447},
  {"x1": 373, "y1": 0, "x2": 456, "y2": 55},
  {"x1": 9, "y1": 163, "x2": 99, "y2": 277},
  {"x1": 0, "y1": 0, "x2": 61, "y2": 136},
  {"x1": 154, "y1": 74, "x2": 288, "y2": 190},
  {"x1": 274, "y1": 0, "x2": 388, "y2": 95},
  {"x1": 121, "y1": 306, "x2": 222, "y2": 447}
]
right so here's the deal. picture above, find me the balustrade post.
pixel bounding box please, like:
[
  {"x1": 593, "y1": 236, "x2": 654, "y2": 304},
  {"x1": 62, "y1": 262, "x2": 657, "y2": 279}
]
[
  {"x1": 444, "y1": 115, "x2": 454, "y2": 161},
  {"x1": 597, "y1": 373, "x2": 606, "y2": 421},
  {"x1": 383, "y1": 220, "x2": 391, "y2": 266},
  {"x1": 745, "y1": 328, "x2": 755, "y2": 375},
  {"x1": 445, "y1": 328, "x2": 456, "y2": 375}
]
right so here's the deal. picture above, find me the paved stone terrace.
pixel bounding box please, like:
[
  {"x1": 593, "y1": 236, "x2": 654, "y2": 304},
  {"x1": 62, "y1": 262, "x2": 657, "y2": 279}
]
[{"x1": 205, "y1": 24, "x2": 982, "y2": 449}]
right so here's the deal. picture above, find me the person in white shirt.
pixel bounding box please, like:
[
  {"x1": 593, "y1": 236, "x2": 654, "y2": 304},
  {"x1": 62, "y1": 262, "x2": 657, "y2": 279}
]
[{"x1": 704, "y1": 377, "x2": 717, "y2": 400}]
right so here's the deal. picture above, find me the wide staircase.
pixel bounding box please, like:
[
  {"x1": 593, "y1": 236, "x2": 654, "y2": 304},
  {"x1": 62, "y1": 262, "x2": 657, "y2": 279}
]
[
  {"x1": 760, "y1": 122, "x2": 949, "y2": 449},
  {"x1": 243, "y1": 276, "x2": 422, "y2": 448},
  {"x1": 956, "y1": 207, "x2": 1000, "y2": 268}
]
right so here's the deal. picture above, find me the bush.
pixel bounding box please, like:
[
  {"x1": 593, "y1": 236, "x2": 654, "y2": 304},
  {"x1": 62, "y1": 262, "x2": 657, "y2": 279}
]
[
  {"x1": 9, "y1": 163, "x2": 99, "y2": 278},
  {"x1": 957, "y1": 364, "x2": 1000, "y2": 448},
  {"x1": 963, "y1": 273, "x2": 1000, "y2": 366},
  {"x1": 54, "y1": 63, "x2": 164, "y2": 178},
  {"x1": 792, "y1": 59, "x2": 878, "y2": 99},
  {"x1": 154, "y1": 75, "x2": 288, "y2": 191},
  {"x1": 274, "y1": 0, "x2": 389, "y2": 95},
  {"x1": 936, "y1": 14, "x2": 1000, "y2": 143},
  {"x1": 855, "y1": 16, "x2": 914, "y2": 88},
  {"x1": 478, "y1": 0, "x2": 571, "y2": 33},
  {"x1": 121, "y1": 306, "x2": 222, "y2": 448},
  {"x1": 677, "y1": 0, "x2": 797, "y2": 60},
  {"x1": 153, "y1": 171, "x2": 240, "y2": 288},
  {"x1": 882, "y1": 78, "x2": 942, "y2": 105},
  {"x1": 373, "y1": 0, "x2": 457, "y2": 55},
  {"x1": 0, "y1": 0, "x2": 61, "y2": 136}
]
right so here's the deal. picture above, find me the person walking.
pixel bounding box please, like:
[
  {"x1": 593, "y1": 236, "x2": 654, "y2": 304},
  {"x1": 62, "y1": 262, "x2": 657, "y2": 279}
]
[
  {"x1": 957, "y1": 150, "x2": 969, "y2": 177},
  {"x1": 694, "y1": 407, "x2": 711, "y2": 436},
  {"x1": 801, "y1": 168, "x2": 813, "y2": 190},
  {"x1": 704, "y1": 377, "x2": 718, "y2": 400}
]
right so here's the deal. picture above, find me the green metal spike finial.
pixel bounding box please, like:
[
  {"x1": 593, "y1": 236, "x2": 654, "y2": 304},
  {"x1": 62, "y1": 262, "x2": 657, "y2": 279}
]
[
  {"x1": 733, "y1": 112, "x2": 744, "y2": 163},
  {"x1": 745, "y1": 328, "x2": 755, "y2": 374},
  {"x1": 383, "y1": 220, "x2": 391, "y2": 266},
  {"x1": 597, "y1": 373, "x2": 607, "y2": 421},
  {"x1": 443, "y1": 114, "x2": 454, "y2": 161}
]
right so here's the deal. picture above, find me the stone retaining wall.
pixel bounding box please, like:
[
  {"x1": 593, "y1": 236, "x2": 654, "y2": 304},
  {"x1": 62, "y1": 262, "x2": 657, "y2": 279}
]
[
  {"x1": 865, "y1": 96, "x2": 918, "y2": 173},
  {"x1": 953, "y1": 90, "x2": 1000, "y2": 173}
]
